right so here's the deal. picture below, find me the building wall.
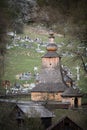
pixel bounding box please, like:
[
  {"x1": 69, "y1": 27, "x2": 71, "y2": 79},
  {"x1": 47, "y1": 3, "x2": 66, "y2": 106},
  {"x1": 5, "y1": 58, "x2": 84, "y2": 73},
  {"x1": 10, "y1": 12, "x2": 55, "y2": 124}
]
[
  {"x1": 42, "y1": 57, "x2": 59, "y2": 68},
  {"x1": 62, "y1": 97, "x2": 74, "y2": 107},
  {"x1": 78, "y1": 97, "x2": 82, "y2": 106},
  {"x1": 54, "y1": 92, "x2": 62, "y2": 101},
  {"x1": 62, "y1": 97, "x2": 82, "y2": 108},
  {"x1": 31, "y1": 92, "x2": 62, "y2": 101}
]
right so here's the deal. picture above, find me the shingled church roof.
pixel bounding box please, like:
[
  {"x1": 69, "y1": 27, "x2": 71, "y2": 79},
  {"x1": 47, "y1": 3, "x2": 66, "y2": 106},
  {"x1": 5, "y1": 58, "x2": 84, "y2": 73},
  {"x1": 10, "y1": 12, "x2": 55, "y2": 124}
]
[
  {"x1": 38, "y1": 67, "x2": 64, "y2": 83},
  {"x1": 42, "y1": 51, "x2": 59, "y2": 58},
  {"x1": 31, "y1": 82, "x2": 67, "y2": 92},
  {"x1": 61, "y1": 87, "x2": 83, "y2": 97}
]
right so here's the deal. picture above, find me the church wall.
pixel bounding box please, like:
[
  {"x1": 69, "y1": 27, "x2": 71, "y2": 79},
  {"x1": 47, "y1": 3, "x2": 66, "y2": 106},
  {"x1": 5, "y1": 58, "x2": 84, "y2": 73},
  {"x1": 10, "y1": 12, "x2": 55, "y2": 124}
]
[
  {"x1": 54, "y1": 92, "x2": 62, "y2": 101},
  {"x1": 70, "y1": 97, "x2": 82, "y2": 107},
  {"x1": 48, "y1": 92, "x2": 62, "y2": 101},
  {"x1": 62, "y1": 97, "x2": 82, "y2": 108},
  {"x1": 62, "y1": 97, "x2": 75, "y2": 108},
  {"x1": 31, "y1": 92, "x2": 44, "y2": 101},
  {"x1": 31, "y1": 92, "x2": 50, "y2": 101},
  {"x1": 42, "y1": 58, "x2": 59, "y2": 68},
  {"x1": 62, "y1": 97, "x2": 71, "y2": 103},
  {"x1": 31, "y1": 92, "x2": 63, "y2": 101},
  {"x1": 78, "y1": 97, "x2": 81, "y2": 106},
  {"x1": 70, "y1": 98, "x2": 74, "y2": 107}
]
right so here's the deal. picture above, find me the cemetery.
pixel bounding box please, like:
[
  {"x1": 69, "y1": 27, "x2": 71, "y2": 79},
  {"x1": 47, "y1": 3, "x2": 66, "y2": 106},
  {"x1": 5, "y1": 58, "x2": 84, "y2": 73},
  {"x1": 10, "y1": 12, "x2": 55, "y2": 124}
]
[
  {"x1": 1, "y1": 26, "x2": 86, "y2": 101},
  {"x1": 1, "y1": 29, "x2": 85, "y2": 109}
]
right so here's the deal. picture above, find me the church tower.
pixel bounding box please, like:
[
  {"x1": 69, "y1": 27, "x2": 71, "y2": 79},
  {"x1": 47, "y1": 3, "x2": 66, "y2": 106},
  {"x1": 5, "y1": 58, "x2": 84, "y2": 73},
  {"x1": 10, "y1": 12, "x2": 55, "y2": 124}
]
[
  {"x1": 31, "y1": 32, "x2": 68, "y2": 101},
  {"x1": 39, "y1": 31, "x2": 63, "y2": 83}
]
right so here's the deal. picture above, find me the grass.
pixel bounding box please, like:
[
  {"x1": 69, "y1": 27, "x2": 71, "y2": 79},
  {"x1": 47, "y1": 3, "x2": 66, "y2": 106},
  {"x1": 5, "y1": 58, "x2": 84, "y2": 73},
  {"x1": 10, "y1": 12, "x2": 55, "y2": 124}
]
[{"x1": 4, "y1": 47, "x2": 42, "y2": 84}]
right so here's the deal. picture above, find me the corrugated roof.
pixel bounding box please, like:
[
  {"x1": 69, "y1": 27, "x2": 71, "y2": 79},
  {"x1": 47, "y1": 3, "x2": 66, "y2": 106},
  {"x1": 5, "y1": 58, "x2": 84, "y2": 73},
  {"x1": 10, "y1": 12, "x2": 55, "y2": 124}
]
[
  {"x1": 31, "y1": 82, "x2": 68, "y2": 92},
  {"x1": 61, "y1": 87, "x2": 83, "y2": 97},
  {"x1": 17, "y1": 104, "x2": 54, "y2": 118}
]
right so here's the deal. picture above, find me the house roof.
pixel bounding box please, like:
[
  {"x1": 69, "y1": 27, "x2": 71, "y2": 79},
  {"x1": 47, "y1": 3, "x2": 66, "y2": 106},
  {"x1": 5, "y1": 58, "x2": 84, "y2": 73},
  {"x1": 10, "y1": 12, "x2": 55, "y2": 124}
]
[
  {"x1": 61, "y1": 87, "x2": 83, "y2": 97},
  {"x1": 47, "y1": 116, "x2": 84, "y2": 130},
  {"x1": 31, "y1": 82, "x2": 68, "y2": 92},
  {"x1": 16, "y1": 104, "x2": 54, "y2": 118}
]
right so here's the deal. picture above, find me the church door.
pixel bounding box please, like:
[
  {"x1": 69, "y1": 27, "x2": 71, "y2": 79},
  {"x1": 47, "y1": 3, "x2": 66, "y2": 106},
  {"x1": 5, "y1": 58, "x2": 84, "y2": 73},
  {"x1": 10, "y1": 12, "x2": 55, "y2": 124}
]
[{"x1": 74, "y1": 97, "x2": 78, "y2": 108}]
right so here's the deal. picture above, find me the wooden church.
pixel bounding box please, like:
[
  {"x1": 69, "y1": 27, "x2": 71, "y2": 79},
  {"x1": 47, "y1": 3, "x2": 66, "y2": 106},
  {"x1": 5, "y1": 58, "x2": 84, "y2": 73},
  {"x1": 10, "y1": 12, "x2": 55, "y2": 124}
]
[{"x1": 31, "y1": 32, "x2": 83, "y2": 108}]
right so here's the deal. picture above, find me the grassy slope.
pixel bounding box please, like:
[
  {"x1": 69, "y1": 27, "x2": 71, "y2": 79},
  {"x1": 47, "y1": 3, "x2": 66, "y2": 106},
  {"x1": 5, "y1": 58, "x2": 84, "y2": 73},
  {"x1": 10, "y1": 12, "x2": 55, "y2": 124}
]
[
  {"x1": 2, "y1": 25, "x2": 87, "y2": 92},
  {"x1": 4, "y1": 47, "x2": 42, "y2": 83}
]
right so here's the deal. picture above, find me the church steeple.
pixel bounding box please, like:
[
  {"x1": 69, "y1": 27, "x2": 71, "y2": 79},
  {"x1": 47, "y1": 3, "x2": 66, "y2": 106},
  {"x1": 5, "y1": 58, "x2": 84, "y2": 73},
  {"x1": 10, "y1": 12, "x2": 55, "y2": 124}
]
[
  {"x1": 42, "y1": 32, "x2": 59, "y2": 58},
  {"x1": 46, "y1": 31, "x2": 58, "y2": 52},
  {"x1": 38, "y1": 32, "x2": 64, "y2": 83},
  {"x1": 49, "y1": 31, "x2": 55, "y2": 43}
]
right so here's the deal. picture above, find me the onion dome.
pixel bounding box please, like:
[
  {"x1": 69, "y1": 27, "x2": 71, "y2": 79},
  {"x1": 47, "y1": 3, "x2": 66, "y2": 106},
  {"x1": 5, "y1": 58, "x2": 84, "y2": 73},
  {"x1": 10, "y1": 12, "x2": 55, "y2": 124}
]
[{"x1": 46, "y1": 43, "x2": 58, "y2": 51}]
